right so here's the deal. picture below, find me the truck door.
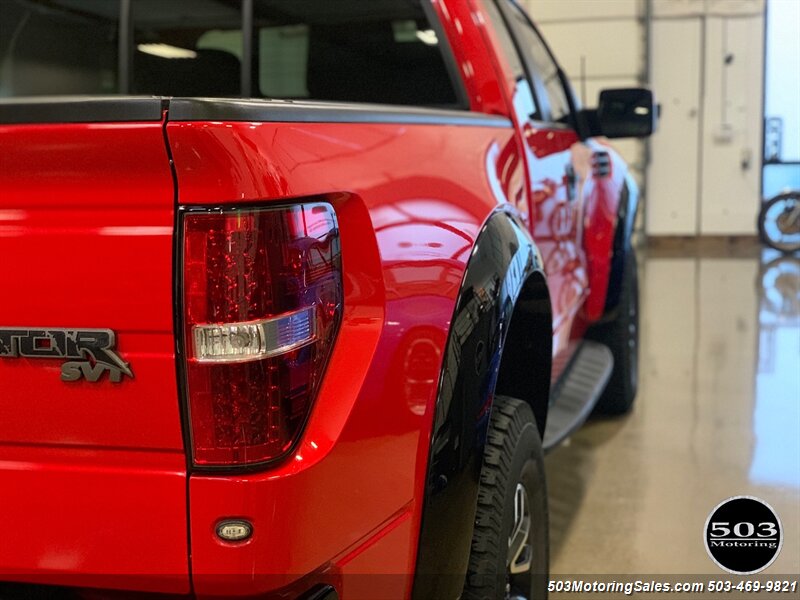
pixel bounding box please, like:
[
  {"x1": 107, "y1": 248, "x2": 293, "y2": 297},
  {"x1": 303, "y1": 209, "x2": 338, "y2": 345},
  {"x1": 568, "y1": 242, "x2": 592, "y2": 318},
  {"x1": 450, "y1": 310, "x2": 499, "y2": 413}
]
[{"x1": 484, "y1": 0, "x2": 590, "y2": 374}]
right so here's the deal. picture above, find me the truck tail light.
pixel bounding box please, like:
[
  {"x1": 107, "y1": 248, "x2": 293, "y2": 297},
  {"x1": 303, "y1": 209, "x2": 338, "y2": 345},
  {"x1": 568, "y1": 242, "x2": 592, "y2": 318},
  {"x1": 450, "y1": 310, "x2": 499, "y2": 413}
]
[{"x1": 180, "y1": 203, "x2": 342, "y2": 467}]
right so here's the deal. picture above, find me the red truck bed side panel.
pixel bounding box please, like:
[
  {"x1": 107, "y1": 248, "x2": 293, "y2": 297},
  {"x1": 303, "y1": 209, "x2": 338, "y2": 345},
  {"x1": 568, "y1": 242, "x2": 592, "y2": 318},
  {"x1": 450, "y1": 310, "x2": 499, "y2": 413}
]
[
  {"x1": 167, "y1": 118, "x2": 523, "y2": 597},
  {"x1": 0, "y1": 122, "x2": 189, "y2": 593}
]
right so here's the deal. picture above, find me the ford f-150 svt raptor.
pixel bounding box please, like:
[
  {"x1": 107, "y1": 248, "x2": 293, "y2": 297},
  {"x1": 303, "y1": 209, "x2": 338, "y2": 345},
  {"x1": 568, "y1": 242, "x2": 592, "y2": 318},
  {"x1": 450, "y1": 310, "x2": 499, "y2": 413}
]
[{"x1": 0, "y1": 1, "x2": 655, "y2": 598}]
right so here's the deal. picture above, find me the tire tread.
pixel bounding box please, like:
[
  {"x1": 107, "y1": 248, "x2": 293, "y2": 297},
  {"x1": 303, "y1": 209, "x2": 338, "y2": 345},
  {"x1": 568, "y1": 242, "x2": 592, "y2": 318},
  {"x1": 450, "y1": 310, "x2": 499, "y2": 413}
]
[{"x1": 463, "y1": 396, "x2": 546, "y2": 599}]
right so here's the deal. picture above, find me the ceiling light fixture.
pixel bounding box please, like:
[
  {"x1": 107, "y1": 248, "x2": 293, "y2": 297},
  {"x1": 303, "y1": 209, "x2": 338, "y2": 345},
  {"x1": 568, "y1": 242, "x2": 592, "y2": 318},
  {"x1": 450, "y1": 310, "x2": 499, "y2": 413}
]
[{"x1": 137, "y1": 43, "x2": 197, "y2": 59}]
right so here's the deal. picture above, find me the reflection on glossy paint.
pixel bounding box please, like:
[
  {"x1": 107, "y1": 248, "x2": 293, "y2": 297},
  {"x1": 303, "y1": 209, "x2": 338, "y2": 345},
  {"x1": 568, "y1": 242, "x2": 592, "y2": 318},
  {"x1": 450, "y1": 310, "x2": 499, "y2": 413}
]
[
  {"x1": 372, "y1": 197, "x2": 480, "y2": 417},
  {"x1": 372, "y1": 198, "x2": 478, "y2": 266},
  {"x1": 98, "y1": 226, "x2": 172, "y2": 236}
]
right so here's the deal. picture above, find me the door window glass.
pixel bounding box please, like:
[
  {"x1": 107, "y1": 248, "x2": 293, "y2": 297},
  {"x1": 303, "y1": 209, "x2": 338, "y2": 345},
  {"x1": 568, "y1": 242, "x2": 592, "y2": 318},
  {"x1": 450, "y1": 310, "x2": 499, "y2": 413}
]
[
  {"x1": 499, "y1": 0, "x2": 571, "y2": 123},
  {"x1": 481, "y1": 0, "x2": 540, "y2": 120}
]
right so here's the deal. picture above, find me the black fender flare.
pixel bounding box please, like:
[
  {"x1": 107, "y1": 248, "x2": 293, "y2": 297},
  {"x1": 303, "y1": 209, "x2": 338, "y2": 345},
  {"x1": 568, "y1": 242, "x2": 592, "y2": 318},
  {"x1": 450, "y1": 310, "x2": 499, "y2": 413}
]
[
  {"x1": 603, "y1": 175, "x2": 639, "y2": 315},
  {"x1": 412, "y1": 208, "x2": 551, "y2": 599}
]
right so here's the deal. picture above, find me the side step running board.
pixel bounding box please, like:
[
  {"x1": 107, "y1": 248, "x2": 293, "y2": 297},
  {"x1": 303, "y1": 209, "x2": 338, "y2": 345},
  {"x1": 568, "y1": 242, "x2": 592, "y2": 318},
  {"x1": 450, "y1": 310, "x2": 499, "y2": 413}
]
[{"x1": 542, "y1": 341, "x2": 614, "y2": 452}]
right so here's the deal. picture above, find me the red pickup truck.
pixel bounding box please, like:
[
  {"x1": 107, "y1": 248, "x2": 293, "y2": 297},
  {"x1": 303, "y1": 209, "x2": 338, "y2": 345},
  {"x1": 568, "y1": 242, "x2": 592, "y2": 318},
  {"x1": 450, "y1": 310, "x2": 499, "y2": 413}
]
[{"x1": 0, "y1": 1, "x2": 655, "y2": 599}]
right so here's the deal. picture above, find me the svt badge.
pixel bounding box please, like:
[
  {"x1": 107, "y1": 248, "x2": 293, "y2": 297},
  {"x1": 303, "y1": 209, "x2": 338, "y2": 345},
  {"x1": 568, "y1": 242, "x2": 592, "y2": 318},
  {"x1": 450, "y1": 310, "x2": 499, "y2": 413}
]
[{"x1": 0, "y1": 328, "x2": 133, "y2": 383}]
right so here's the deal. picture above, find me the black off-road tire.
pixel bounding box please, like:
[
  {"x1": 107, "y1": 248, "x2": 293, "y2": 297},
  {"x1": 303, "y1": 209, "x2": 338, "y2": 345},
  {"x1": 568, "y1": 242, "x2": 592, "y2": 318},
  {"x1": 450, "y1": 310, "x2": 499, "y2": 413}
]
[
  {"x1": 463, "y1": 396, "x2": 548, "y2": 600},
  {"x1": 586, "y1": 248, "x2": 639, "y2": 415}
]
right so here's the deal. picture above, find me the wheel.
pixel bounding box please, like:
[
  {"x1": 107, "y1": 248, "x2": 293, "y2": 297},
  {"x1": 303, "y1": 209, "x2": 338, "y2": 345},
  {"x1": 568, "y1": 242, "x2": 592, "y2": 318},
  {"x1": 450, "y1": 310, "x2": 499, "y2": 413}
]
[
  {"x1": 463, "y1": 396, "x2": 548, "y2": 600},
  {"x1": 758, "y1": 192, "x2": 800, "y2": 253},
  {"x1": 586, "y1": 247, "x2": 639, "y2": 415},
  {"x1": 761, "y1": 255, "x2": 800, "y2": 318}
]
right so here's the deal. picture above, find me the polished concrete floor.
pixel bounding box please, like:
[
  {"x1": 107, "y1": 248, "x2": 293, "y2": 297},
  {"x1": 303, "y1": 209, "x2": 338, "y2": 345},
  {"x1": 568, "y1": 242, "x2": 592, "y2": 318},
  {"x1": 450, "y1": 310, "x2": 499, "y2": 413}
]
[{"x1": 546, "y1": 247, "x2": 800, "y2": 578}]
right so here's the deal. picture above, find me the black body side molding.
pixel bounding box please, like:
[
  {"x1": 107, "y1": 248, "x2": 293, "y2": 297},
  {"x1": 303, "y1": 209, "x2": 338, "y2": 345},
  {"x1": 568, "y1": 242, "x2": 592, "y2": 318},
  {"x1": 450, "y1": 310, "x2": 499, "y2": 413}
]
[
  {"x1": 603, "y1": 176, "x2": 639, "y2": 315},
  {"x1": 412, "y1": 210, "x2": 549, "y2": 600}
]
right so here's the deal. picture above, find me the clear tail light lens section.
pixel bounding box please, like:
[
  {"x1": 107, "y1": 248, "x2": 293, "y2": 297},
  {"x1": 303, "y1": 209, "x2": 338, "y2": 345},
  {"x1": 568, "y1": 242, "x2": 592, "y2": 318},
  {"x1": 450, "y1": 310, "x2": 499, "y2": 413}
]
[
  {"x1": 181, "y1": 203, "x2": 342, "y2": 467},
  {"x1": 192, "y1": 306, "x2": 316, "y2": 364}
]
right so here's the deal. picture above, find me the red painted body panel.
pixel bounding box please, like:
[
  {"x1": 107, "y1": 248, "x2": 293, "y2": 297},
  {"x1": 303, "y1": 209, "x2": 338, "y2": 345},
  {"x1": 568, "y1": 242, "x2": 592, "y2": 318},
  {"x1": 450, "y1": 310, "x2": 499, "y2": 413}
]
[
  {"x1": 0, "y1": 122, "x2": 189, "y2": 593},
  {"x1": 434, "y1": 0, "x2": 508, "y2": 118},
  {"x1": 0, "y1": 0, "x2": 631, "y2": 596},
  {"x1": 581, "y1": 139, "x2": 629, "y2": 322},
  {"x1": 522, "y1": 124, "x2": 589, "y2": 370},
  {"x1": 166, "y1": 119, "x2": 524, "y2": 597},
  {"x1": 469, "y1": 0, "x2": 626, "y2": 371},
  {"x1": 0, "y1": 446, "x2": 187, "y2": 594}
]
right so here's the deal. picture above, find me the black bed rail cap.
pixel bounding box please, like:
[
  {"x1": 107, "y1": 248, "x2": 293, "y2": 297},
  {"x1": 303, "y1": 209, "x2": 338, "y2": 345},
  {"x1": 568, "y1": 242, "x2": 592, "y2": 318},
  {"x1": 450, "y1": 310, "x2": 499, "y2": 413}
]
[
  {"x1": 168, "y1": 97, "x2": 512, "y2": 128},
  {"x1": 0, "y1": 96, "x2": 165, "y2": 124}
]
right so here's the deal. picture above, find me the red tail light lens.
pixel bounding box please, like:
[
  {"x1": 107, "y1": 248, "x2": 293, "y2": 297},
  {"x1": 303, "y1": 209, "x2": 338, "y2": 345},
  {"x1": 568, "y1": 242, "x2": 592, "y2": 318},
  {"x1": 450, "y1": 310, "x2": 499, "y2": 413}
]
[{"x1": 181, "y1": 203, "x2": 342, "y2": 467}]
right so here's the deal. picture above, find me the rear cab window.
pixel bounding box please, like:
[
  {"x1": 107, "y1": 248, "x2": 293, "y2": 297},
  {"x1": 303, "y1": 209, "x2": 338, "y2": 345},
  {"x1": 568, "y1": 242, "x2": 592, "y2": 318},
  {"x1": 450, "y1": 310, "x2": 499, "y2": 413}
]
[
  {"x1": 1, "y1": 0, "x2": 464, "y2": 108},
  {"x1": 0, "y1": 0, "x2": 121, "y2": 96}
]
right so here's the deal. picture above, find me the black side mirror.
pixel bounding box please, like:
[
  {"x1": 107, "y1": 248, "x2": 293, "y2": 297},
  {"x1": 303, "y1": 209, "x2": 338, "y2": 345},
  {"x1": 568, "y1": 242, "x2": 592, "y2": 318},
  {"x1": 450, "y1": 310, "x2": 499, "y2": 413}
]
[{"x1": 596, "y1": 88, "x2": 657, "y2": 138}]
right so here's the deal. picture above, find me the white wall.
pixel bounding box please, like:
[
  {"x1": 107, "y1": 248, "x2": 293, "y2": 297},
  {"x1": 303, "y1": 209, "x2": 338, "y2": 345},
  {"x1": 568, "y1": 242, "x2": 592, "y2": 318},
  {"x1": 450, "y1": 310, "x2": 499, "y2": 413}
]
[
  {"x1": 699, "y1": 12, "x2": 765, "y2": 234},
  {"x1": 525, "y1": 0, "x2": 766, "y2": 236},
  {"x1": 647, "y1": 17, "x2": 703, "y2": 235},
  {"x1": 648, "y1": 0, "x2": 765, "y2": 235},
  {"x1": 765, "y1": 0, "x2": 800, "y2": 162}
]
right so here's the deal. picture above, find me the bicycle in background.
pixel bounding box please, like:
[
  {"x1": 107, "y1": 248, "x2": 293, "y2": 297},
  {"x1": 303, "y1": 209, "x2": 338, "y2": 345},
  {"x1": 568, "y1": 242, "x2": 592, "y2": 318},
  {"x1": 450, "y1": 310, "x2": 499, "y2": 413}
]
[{"x1": 759, "y1": 190, "x2": 800, "y2": 253}]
